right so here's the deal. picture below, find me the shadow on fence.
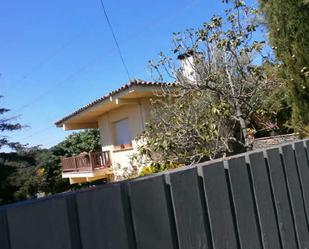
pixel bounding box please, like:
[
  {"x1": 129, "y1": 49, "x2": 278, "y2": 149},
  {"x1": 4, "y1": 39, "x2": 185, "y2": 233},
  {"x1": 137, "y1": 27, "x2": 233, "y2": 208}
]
[{"x1": 1, "y1": 139, "x2": 309, "y2": 249}]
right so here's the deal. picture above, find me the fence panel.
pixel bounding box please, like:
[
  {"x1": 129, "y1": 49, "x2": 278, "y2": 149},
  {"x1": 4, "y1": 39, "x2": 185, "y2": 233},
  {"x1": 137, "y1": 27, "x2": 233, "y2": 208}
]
[
  {"x1": 248, "y1": 152, "x2": 281, "y2": 249},
  {"x1": 198, "y1": 161, "x2": 238, "y2": 249},
  {"x1": 281, "y1": 144, "x2": 309, "y2": 249},
  {"x1": 76, "y1": 183, "x2": 134, "y2": 249},
  {"x1": 127, "y1": 175, "x2": 177, "y2": 249},
  {"x1": 265, "y1": 148, "x2": 298, "y2": 249},
  {"x1": 0, "y1": 208, "x2": 10, "y2": 249},
  {"x1": 2, "y1": 139, "x2": 309, "y2": 249},
  {"x1": 305, "y1": 139, "x2": 309, "y2": 158},
  {"x1": 6, "y1": 195, "x2": 79, "y2": 249},
  {"x1": 227, "y1": 156, "x2": 262, "y2": 249},
  {"x1": 167, "y1": 167, "x2": 211, "y2": 249},
  {"x1": 294, "y1": 141, "x2": 309, "y2": 223}
]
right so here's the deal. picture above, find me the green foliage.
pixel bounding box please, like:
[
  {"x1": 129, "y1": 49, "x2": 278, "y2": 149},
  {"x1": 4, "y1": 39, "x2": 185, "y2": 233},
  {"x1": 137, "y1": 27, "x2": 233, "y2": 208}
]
[
  {"x1": 252, "y1": 62, "x2": 293, "y2": 136},
  {"x1": 0, "y1": 97, "x2": 36, "y2": 205},
  {"x1": 0, "y1": 163, "x2": 17, "y2": 204},
  {"x1": 149, "y1": 0, "x2": 277, "y2": 151},
  {"x1": 259, "y1": 0, "x2": 309, "y2": 136},
  {"x1": 0, "y1": 96, "x2": 24, "y2": 150},
  {"x1": 138, "y1": 162, "x2": 181, "y2": 177},
  {"x1": 0, "y1": 128, "x2": 101, "y2": 205},
  {"x1": 35, "y1": 149, "x2": 69, "y2": 195},
  {"x1": 135, "y1": 0, "x2": 296, "y2": 175},
  {"x1": 38, "y1": 129, "x2": 101, "y2": 194},
  {"x1": 138, "y1": 0, "x2": 278, "y2": 172},
  {"x1": 0, "y1": 147, "x2": 41, "y2": 205},
  {"x1": 55, "y1": 129, "x2": 101, "y2": 156},
  {"x1": 134, "y1": 91, "x2": 232, "y2": 168}
]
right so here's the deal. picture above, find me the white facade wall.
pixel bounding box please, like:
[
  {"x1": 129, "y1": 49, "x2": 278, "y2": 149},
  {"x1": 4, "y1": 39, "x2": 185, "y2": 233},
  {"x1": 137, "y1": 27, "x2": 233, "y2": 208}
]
[{"x1": 97, "y1": 98, "x2": 151, "y2": 180}]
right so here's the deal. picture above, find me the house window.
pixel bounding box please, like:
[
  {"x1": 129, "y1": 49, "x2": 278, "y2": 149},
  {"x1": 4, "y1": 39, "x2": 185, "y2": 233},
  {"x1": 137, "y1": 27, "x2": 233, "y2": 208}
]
[{"x1": 113, "y1": 118, "x2": 132, "y2": 145}]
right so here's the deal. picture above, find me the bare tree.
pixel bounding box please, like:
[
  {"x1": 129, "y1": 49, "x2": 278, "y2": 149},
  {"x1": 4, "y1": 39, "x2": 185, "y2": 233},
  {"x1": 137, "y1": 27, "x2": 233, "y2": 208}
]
[
  {"x1": 149, "y1": 1, "x2": 275, "y2": 150},
  {"x1": 132, "y1": 1, "x2": 277, "y2": 172}
]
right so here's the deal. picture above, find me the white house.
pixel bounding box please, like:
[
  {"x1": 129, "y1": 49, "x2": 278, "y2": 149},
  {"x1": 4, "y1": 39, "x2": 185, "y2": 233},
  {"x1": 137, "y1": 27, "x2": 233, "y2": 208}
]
[{"x1": 55, "y1": 80, "x2": 176, "y2": 184}]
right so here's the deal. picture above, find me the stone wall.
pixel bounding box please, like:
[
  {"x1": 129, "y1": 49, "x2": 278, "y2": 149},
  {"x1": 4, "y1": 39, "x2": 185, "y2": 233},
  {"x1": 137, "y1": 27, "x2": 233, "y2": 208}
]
[{"x1": 253, "y1": 133, "x2": 299, "y2": 150}]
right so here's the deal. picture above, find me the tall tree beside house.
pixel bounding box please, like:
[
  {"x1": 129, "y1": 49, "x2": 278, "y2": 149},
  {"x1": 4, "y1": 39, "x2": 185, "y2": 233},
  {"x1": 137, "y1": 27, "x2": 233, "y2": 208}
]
[
  {"x1": 151, "y1": 1, "x2": 277, "y2": 149},
  {"x1": 54, "y1": 129, "x2": 101, "y2": 156},
  {"x1": 137, "y1": 0, "x2": 277, "y2": 170},
  {"x1": 258, "y1": 0, "x2": 309, "y2": 136}
]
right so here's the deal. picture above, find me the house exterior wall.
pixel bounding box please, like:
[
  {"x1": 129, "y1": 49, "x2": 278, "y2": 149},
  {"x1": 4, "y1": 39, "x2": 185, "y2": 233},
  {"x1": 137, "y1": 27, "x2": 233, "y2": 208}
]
[{"x1": 97, "y1": 98, "x2": 152, "y2": 180}]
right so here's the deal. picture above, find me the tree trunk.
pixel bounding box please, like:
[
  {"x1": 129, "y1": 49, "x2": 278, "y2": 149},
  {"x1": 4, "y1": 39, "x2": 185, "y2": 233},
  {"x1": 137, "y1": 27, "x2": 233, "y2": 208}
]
[
  {"x1": 225, "y1": 64, "x2": 250, "y2": 150},
  {"x1": 236, "y1": 105, "x2": 250, "y2": 150}
]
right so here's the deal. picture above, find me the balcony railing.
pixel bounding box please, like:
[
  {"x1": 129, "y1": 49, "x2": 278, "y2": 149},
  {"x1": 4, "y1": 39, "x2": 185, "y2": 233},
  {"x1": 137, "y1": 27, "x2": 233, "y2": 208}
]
[{"x1": 61, "y1": 151, "x2": 111, "y2": 173}]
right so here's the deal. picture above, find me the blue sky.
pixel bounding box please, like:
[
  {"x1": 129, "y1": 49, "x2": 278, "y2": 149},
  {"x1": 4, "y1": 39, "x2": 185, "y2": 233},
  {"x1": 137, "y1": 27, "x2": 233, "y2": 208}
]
[{"x1": 1, "y1": 0, "x2": 258, "y2": 149}]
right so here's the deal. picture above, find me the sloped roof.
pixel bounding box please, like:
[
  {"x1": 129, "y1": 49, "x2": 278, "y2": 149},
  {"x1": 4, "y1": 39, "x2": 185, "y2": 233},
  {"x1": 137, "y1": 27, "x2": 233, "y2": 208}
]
[{"x1": 55, "y1": 79, "x2": 176, "y2": 127}]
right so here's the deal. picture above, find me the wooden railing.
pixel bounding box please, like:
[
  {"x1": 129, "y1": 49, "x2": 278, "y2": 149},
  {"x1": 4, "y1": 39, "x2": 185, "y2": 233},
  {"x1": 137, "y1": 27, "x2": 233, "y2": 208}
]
[{"x1": 61, "y1": 151, "x2": 111, "y2": 173}]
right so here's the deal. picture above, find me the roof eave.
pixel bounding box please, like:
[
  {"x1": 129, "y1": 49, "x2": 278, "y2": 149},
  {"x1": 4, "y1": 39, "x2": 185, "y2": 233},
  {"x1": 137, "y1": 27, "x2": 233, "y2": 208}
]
[{"x1": 54, "y1": 80, "x2": 177, "y2": 128}]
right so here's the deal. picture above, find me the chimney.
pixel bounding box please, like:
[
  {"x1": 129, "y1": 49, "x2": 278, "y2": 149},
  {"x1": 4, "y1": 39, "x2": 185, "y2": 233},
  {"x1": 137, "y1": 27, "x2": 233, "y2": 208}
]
[{"x1": 177, "y1": 50, "x2": 202, "y2": 84}]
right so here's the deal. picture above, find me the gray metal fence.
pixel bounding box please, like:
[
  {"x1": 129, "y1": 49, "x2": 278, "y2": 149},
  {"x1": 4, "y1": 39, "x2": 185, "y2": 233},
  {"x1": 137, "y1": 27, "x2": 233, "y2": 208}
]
[{"x1": 1, "y1": 139, "x2": 309, "y2": 249}]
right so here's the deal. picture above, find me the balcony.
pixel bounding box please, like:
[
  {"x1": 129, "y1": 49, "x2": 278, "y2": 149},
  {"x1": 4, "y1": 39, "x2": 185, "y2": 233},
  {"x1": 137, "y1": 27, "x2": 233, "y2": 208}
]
[{"x1": 61, "y1": 151, "x2": 113, "y2": 183}]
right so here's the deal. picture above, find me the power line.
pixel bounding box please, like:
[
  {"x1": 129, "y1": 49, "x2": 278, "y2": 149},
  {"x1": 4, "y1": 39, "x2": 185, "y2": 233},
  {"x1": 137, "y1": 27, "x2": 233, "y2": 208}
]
[
  {"x1": 11, "y1": 0, "x2": 197, "y2": 116},
  {"x1": 10, "y1": 1, "x2": 132, "y2": 116},
  {"x1": 98, "y1": 0, "x2": 131, "y2": 81},
  {"x1": 20, "y1": 125, "x2": 54, "y2": 140},
  {"x1": 10, "y1": 52, "x2": 105, "y2": 116}
]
